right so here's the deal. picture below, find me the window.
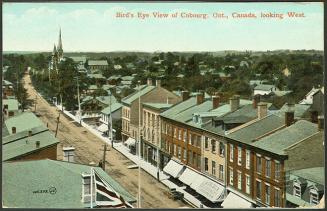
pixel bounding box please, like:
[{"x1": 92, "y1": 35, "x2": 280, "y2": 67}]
[
  {"x1": 219, "y1": 165, "x2": 224, "y2": 180},
  {"x1": 256, "y1": 180, "x2": 262, "y2": 200},
  {"x1": 238, "y1": 172, "x2": 242, "y2": 190},
  {"x1": 188, "y1": 150, "x2": 192, "y2": 165},
  {"x1": 246, "y1": 150, "x2": 250, "y2": 169},
  {"x1": 219, "y1": 142, "x2": 225, "y2": 157},
  {"x1": 83, "y1": 176, "x2": 91, "y2": 195},
  {"x1": 256, "y1": 155, "x2": 262, "y2": 174},
  {"x1": 246, "y1": 175, "x2": 251, "y2": 194},
  {"x1": 205, "y1": 137, "x2": 209, "y2": 150},
  {"x1": 265, "y1": 184, "x2": 270, "y2": 205},
  {"x1": 230, "y1": 144, "x2": 234, "y2": 162},
  {"x1": 173, "y1": 127, "x2": 177, "y2": 138},
  {"x1": 193, "y1": 152, "x2": 197, "y2": 165},
  {"x1": 293, "y1": 182, "x2": 301, "y2": 197},
  {"x1": 274, "y1": 188, "x2": 280, "y2": 207},
  {"x1": 188, "y1": 134, "x2": 191, "y2": 144},
  {"x1": 237, "y1": 147, "x2": 242, "y2": 166},
  {"x1": 205, "y1": 158, "x2": 209, "y2": 172},
  {"x1": 211, "y1": 140, "x2": 216, "y2": 152},
  {"x1": 196, "y1": 136, "x2": 201, "y2": 147},
  {"x1": 173, "y1": 144, "x2": 177, "y2": 156},
  {"x1": 310, "y1": 189, "x2": 319, "y2": 205},
  {"x1": 191, "y1": 134, "x2": 195, "y2": 145},
  {"x1": 265, "y1": 159, "x2": 271, "y2": 178},
  {"x1": 178, "y1": 129, "x2": 182, "y2": 140},
  {"x1": 178, "y1": 146, "x2": 181, "y2": 159},
  {"x1": 229, "y1": 168, "x2": 234, "y2": 185},
  {"x1": 212, "y1": 161, "x2": 216, "y2": 176},
  {"x1": 183, "y1": 131, "x2": 187, "y2": 142},
  {"x1": 275, "y1": 162, "x2": 280, "y2": 180},
  {"x1": 197, "y1": 155, "x2": 201, "y2": 169},
  {"x1": 183, "y1": 149, "x2": 187, "y2": 160}
]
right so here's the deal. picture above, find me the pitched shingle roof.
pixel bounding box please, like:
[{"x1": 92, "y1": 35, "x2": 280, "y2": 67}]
[
  {"x1": 252, "y1": 120, "x2": 318, "y2": 155},
  {"x1": 121, "y1": 85, "x2": 156, "y2": 105},
  {"x1": 227, "y1": 114, "x2": 285, "y2": 144},
  {"x1": 254, "y1": 84, "x2": 276, "y2": 91},
  {"x1": 2, "y1": 99, "x2": 19, "y2": 111},
  {"x1": 2, "y1": 159, "x2": 135, "y2": 208},
  {"x1": 277, "y1": 103, "x2": 311, "y2": 119},
  {"x1": 101, "y1": 102, "x2": 123, "y2": 115},
  {"x1": 290, "y1": 167, "x2": 324, "y2": 185}
]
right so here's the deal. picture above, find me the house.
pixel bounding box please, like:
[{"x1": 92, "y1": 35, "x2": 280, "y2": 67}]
[
  {"x1": 87, "y1": 60, "x2": 109, "y2": 71},
  {"x1": 2, "y1": 79, "x2": 14, "y2": 98},
  {"x1": 282, "y1": 67, "x2": 291, "y2": 77},
  {"x1": 2, "y1": 159, "x2": 135, "y2": 208},
  {"x1": 113, "y1": 64, "x2": 122, "y2": 70},
  {"x1": 107, "y1": 75, "x2": 122, "y2": 85},
  {"x1": 2, "y1": 99, "x2": 20, "y2": 119},
  {"x1": 121, "y1": 78, "x2": 181, "y2": 151},
  {"x1": 98, "y1": 102, "x2": 123, "y2": 137},
  {"x1": 311, "y1": 86, "x2": 324, "y2": 115},
  {"x1": 80, "y1": 95, "x2": 117, "y2": 119},
  {"x1": 4, "y1": 112, "x2": 44, "y2": 135},
  {"x1": 249, "y1": 80, "x2": 268, "y2": 87},
  {"x1": 87, "y1": 73, "x2": 106, "y2": 85},
  {"x1": 141, "y1": 102, "x2": 173, "y2": 165},
  {"x1": 254, "y1": 84, "x2": 279, "y2": 96},
  {"x1": 299, "y1": 86, "x2": 321, "y2": 105},
  {"x1": 286, "y1": 167, "x2": 324, "y2": 207},
  {"x1": 276, "y1": 103, "x2": 311, "y2": 120},
  {"x1": 2, "y1": 125, "x2": 59, "y2": 161}
]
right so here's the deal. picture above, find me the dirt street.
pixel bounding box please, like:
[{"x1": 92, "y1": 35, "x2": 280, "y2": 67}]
[{"x1": 23, "y1": 73, "x2": 188, "y2": 208}]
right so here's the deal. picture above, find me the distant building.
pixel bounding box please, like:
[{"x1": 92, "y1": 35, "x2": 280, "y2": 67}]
[
  {"x1": 282, "y1": 67, "x2": 291, "y2": 77},
  {"x1": 98, "y1": 102, "x2": 123, "y2": 137},
  {"x1": 4, "y1": 112, "x2": 44, "y2": 135},
  {"x1": 2, "y1": 99, "x2": 20, "y2": 119},
  {"x1": 80, "y1": 95, "x2": 118, "y2": 119},
  {"x1": 70, "y1": 56, "x2": 87, "y2": 65},
  {"x1": 88, "y1": 60, "x2": 109, "y2": 71},
  {"x1": 49, "y1": 29, "x2": 64, "y2": 72},
  {"x1": 2, "y1": 80, "x2": 14, "y2": 99},
  {"x1": 254, "y1": 84, "x2": 279, "y2": 96},
  {"x1": 2, "y1": 159, "x2": 135, "y2": 208}
]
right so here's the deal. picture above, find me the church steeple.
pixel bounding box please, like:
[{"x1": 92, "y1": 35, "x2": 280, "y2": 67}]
[
  {"x1": 52, "y1": 44, "x2": 57, "y2": 55},
  {"x1": 57, "y1": 28, "x2": 63, "y2": 60}
]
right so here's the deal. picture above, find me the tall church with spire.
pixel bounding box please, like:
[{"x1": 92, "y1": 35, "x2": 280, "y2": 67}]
[{"x1": 49, "y1": 28, "x2": 64, "y2": 72}]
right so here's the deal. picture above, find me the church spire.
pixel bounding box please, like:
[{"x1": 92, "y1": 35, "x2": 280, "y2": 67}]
[
  {"x1": 52, "y1": 43, "x2": 57, "y2": 55},
  {"x1": 58, "y1": 27, "x2": 63, "y2": 50}
]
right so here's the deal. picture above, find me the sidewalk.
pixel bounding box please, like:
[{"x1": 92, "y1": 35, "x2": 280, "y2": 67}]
[{"x1": 55, "y1": 104, "x2": 206, "y2": 208}]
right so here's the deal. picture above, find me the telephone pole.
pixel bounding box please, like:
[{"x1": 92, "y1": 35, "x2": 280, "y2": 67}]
[
  {"x1": 34, "y1": 95, "x2": 37, "y2": 112},
  {"x1": 101, "y1": 144, "x2": 110, "y2": 171},
  {"x1": 55, "y1": 112, "x2": 61, "y2": 137}
]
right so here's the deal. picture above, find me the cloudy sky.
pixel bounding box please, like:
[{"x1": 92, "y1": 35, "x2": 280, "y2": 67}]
[{"x1": 3, "y1": 2, "x2": 324, "y2": 52}]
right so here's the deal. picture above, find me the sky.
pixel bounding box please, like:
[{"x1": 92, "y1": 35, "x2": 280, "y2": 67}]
[{"x1": 3, "y1": 2, "x2": 324, "y2": 52}]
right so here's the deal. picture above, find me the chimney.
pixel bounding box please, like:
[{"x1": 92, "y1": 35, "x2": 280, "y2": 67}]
[
  {"x1": 318, "y1": 115, "x2": 324, "y2": 130},
  {"x1": 196, "y1": 92, "x2": 204, "y2": 105},
  {"x1": 212, "y1": 95, "x2": 220, "y2": 109},
  {"x1": 253, "y1": 95, "x2": 260, "y2": 108},
  {"x1": 28, "y1": 130, "x2": 32, "y2": 137},
  {"x1": 230, "y1": 95, "x2": 240, "y2": 112},
  {"x1": 4, "y1": 104, "x2": 8, "y2": 109},
  {"x1": 12, "y1": 127, "x2": 16, "y2": 134},
  {"x1": 285, "y1": 103, "x2": 295, "y2": 126},
  {"x1": 35, "y1": 141, "x2": 40, "y2": 148},
  {"x1": 147, "y1": 78, "x2": 152, "y2": 86},
  {"x1": 182, "y1": 91, "x2": 190, "y2": 101},
  {"x1": 257, "y1": 102, "x2": 268, "y2": 119},
  {"x1": 156, "y1": 79, "x2": 161, "y2": 87},
  {"x1": 310, "y1": 110, "x2": 318, "y2": 123}
]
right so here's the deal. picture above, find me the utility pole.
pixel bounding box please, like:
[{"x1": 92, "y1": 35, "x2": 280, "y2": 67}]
[
  {"x1": 55, "y1": 112, "x2": 61, "y2": 137},
  {"x1": 76, "y1": 76, "x2": 81, "y2": 124},
  {"x1": 34, "y1": 95, "x2": 37, "y2": 112},
  {"x1": 101, "y1": 144, "x2": 110, "y2": 171},
  {"x1": 109, "y1": 92, "x2": 113, "y2": 148},
  {"x1": 137, "y1": 81, "x2": 142, "y2": 208}
]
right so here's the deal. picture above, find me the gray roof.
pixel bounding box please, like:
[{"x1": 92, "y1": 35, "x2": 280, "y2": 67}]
[
  {"x1": 88, "y1": 60, "x2": 108, "y2": 66},
  {"x1": 161, "y1": 97, "x2": 197, "y2": 119},
  {"x1": 143, "y1": 103, "x2": 173, "y2": 110},
  {"x1": 289, "y1": 167, "x2": 324, "y2": 185},
  {"x1": 227, "y1": 114, "x2": 285, "y2": 144},
  {"x1": 3, "y1": 80, "x2": 13, "y2": 86},
  {"x1": 215, "y1": 104, "x2": 257, "y2": 124},
  {"x1": 121, "y1": 85, "x2": 156, "y2": 105},
  {"x1": 69, "y1": 56, "x2": 86, "y2": 63},
  {"x1": 252, "y1": 120, "x2": 318, "y2": 155},
  {"x1": 2, "y1": 159, "x2": 135, "y2": 208},
  {"x1": 121, "y1": 76, "x2": 134, "y2": 81},
  {"x1": 254, "y1": 84, "x2": 276, "y2": 91},
  {"x1": 277, "y1": 103, "x2": 311, "y2": 119}
]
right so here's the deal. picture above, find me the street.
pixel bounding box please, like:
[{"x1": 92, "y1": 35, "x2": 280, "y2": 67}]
[{"x1": 23, "y1": 72, "x2": 187, "y2": 208}]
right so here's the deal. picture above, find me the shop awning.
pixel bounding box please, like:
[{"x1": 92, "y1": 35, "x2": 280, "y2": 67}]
[
  {"x1": 221, "y1": 192, "x2": 252, "y2": 208},
  {"x1": 194, "y1": 177, "x2": 225, "y2": 203},
  {"x1": 163, "y1": 159, "x2": 185, "y2": 178},
  {"x1": 97, "y1": 123, "x2": 108, "y2": 133},
  {"x1": 178, "y1": 167, "x2": 201, "y2": 186},
  {"x1": 125, "y1": 137, "x2": 136, "y2": 147}
]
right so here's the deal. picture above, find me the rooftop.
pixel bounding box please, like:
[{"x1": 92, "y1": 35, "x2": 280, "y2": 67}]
[
  {"x1": 289, "y1": 167, "x2": 324, "y2": 185},
  {"x1": 2, "y1": 126, "x2": 59, "y2": 161},
  {"x1": 2, "y1": 99, "x2": 19, "y2": 111},
  {"x1": 88, "y1": 60, "x2": 108, "y2": 66},
  {"x1": 252, "y1": 120, "x2": 318, "y2": 155},
  {"x1": 143, "y1": 102, "x2": 173, "y2": 110},
  {"x1": 101, "y1": 102, "x2": 123, "y2": 115},
  {"x1": 122, "y1": 85, "x2": 156, "y2": 105},
  {"x1": 277, "y1": 103, "x2": 311, "y2": 119},
  {"x1": 4, "y1": 112, "x2": 44, "y2": 134},
  {"x1": 2, "y1": 159, "x2": 135, "y2": 208},
  {"x1": 254, "y1": 84, "x2": 276, "y2": 91}
]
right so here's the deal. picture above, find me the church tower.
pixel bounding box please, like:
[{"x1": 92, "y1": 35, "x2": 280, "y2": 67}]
[{"x1": 57, "y1": 28, "x2": 64, "y2": 61}]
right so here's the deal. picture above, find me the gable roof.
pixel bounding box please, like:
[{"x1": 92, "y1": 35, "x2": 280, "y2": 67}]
[
  {"x1": 101, "y1": 102, "x2": 123, "y2": 115},
  {"x1": 121, "y1": 85, "x2": 156, "y2": 105},
  {"x1": 227, "y1": 114, "x2": 285, "y2": 144},
  {"x1": 4, "y1": 112, "x2": 44, "y2": 134},
  {"x1": 69, "y1": 56, "x2": 86, "y2": 63},
  {"x1": 254, "y1": 84, "x2": 276, "y2": 91},
  {"x1": 277, "y1": 103, "x2": 311, "y2": 119},
  {"x1": 143, "y1": 103, "x2": 173, "y2": 111},
  {"x1": 2, "y1": 126, "x2": 59, "y2": 161},
  {"x1": 290, "y1": 167, "x2": 324, "y2": 185},
  {"x1": 88, "y1": 60, "x2": 108, "y2": 66},
  {"x1": 161, "y1": 97, "x2": 197, "y2": 119},
  {"x1": 251, "y1": 120, "x2": 318, "y2": 155},
  {"x1": 215, "y1": 104, "x2": 257, "y2": 124},
  {"x1": 3, "y1": 80, "x2": 13, "y2": 86},
  {"x1": 2, "y1": 159, "x2": 135, "y2": 208}
]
